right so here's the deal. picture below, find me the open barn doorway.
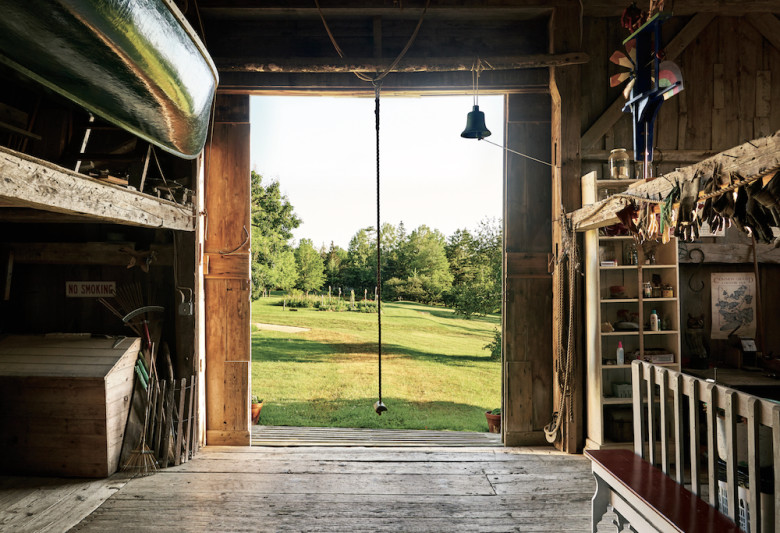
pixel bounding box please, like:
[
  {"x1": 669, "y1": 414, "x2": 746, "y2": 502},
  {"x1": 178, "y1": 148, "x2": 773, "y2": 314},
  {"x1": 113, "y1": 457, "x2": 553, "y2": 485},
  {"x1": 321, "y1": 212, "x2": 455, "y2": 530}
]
[{"x1": 247, "y1": 94, "x2": 505, "y2": 445}]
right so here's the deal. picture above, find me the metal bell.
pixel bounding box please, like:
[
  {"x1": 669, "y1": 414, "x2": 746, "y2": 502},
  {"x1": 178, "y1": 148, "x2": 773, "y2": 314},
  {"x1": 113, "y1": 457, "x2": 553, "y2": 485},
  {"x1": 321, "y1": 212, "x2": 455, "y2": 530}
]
[
  {"x1": 374, "y1": 400, "x2": 388, "y2": 415},
  {"x1": 460, "y1": 105, "x2": 491, "y2": 140}
]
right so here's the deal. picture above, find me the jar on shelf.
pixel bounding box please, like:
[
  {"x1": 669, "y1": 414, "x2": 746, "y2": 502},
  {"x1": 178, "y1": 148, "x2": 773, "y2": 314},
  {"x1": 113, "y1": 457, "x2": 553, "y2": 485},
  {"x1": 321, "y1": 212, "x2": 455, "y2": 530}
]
[
  {"x1": 662, "y1": 284, "x2": 674, "y2": 298},
  {"x1": 609, "y1": 148, "x2": 631, "y2": 180}
]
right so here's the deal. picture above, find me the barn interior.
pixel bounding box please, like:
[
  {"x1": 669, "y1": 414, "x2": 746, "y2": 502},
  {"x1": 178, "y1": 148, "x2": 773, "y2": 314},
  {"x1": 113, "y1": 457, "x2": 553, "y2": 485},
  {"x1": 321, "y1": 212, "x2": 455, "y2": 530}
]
[{"x1": 2, "y1": 0, "x2": 780, "y2": 531}]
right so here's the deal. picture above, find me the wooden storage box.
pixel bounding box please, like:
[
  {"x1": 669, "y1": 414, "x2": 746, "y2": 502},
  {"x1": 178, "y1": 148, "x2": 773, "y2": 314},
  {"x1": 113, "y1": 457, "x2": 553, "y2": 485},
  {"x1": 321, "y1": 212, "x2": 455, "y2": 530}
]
[{"x1": 0, "y1": 335, "x2": 141, "y2": 477}]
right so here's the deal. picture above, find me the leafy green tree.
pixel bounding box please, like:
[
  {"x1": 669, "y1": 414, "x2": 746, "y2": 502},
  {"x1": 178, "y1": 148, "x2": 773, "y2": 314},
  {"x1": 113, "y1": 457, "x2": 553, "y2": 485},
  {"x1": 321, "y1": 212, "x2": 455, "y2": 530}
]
[
  {"x1": 448, "y1": 218, "x2": 502, "y2": 317},
  {"x1": 400, "y1": 225, "x2": 453, "y2": 303},
  {"x1": 250, "y1": 170, "x2": 301, "y2": 298},
  {"x1": 295, "y1": 238, "x2": 325, "y2": 294},
  {"x1": 344, "y1": 228, "x2": 376, "y2": 291},
  {"x1": 322, "y1": 242, "x2": 348, "y2": 289}
]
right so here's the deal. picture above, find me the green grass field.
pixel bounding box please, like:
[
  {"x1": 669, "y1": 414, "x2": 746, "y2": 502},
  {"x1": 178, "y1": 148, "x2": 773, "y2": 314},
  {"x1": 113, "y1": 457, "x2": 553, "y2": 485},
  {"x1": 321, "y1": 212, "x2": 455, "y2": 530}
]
[{"x1": 251, "y1": 295, "x2": 501, "y2": 432}]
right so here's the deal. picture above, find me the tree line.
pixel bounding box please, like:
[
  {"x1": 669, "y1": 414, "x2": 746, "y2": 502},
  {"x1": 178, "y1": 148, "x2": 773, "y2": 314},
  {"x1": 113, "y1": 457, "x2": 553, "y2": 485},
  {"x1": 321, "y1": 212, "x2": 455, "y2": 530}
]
[{"x1": 251, "y1": 171, "x2": 501, "y2": 318}]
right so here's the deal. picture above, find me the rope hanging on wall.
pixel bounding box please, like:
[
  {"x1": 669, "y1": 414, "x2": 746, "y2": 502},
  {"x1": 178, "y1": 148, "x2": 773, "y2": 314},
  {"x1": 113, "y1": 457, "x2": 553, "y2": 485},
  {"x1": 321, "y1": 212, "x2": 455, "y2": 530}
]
[{"x1": 544, "y1": 210, "x2": 578, "y2": 444}]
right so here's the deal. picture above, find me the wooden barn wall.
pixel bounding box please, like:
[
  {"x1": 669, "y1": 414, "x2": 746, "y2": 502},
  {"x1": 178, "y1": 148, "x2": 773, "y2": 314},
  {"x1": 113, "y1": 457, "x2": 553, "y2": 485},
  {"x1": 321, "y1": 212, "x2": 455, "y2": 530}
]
[
  {"x1": 579, "y1": 13, "x2": 780, "y2": 366},
  {"x1": 581, "y1": 14, "x2": 780, "y2": 177},
  {"x1": 503, "y1": 92, "x2": 552, "y2": 446}
]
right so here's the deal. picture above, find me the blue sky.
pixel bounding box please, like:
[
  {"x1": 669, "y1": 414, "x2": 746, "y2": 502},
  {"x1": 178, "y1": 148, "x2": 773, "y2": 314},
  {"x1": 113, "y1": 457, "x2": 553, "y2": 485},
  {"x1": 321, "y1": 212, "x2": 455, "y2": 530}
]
[{"x1": 250, "y1": 94, "x2": 504, "y2": 249}]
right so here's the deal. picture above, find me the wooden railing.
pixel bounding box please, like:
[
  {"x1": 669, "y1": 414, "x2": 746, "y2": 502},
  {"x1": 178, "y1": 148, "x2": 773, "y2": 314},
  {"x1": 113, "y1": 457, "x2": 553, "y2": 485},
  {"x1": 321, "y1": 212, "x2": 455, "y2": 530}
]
[{"x1": 632, "y1": 361, "x2": 780, "y2": 532}]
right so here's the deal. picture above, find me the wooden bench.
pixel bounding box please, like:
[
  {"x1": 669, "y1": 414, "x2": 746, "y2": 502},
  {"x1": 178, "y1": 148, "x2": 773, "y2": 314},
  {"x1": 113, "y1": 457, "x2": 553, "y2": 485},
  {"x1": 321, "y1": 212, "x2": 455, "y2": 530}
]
[{"x1": 585, "y1": 449, "x2": 740, "y2": 533}]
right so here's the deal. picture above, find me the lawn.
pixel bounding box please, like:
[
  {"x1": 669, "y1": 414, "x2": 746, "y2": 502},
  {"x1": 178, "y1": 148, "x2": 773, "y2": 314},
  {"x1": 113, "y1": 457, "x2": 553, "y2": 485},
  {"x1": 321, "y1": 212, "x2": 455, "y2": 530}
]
[{"x1": 251, "y1": 294, "x2": 501, "y2": 432}]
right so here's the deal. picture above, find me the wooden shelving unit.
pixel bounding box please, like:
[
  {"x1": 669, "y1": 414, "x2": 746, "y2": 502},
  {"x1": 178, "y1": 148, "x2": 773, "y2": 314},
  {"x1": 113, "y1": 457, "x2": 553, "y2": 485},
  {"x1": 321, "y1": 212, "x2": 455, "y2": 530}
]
[{"x1": 582, "y1": 172, "x2": 682, "y2": 450}]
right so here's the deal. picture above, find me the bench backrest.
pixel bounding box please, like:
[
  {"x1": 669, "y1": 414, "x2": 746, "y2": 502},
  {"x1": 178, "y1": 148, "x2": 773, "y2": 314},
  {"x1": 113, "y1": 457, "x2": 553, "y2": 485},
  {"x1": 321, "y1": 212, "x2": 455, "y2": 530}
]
[{"x1": 632, "y1": 360, "x2": 780, "y2": 532}]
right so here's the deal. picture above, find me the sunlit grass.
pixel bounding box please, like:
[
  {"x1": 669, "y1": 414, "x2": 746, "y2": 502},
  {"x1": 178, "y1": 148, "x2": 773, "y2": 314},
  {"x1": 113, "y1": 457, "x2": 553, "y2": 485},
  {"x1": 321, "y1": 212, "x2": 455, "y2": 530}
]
[{"x1": 251, "y1": 294, "x2": 500, "y2": 431}]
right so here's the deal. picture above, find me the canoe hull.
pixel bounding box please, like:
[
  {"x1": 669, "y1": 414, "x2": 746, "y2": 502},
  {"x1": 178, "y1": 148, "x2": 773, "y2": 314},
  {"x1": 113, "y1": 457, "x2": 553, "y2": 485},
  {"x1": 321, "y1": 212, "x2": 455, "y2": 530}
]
[{"x1": 0, "y1": 0, "x2": 218, "y2": 159}]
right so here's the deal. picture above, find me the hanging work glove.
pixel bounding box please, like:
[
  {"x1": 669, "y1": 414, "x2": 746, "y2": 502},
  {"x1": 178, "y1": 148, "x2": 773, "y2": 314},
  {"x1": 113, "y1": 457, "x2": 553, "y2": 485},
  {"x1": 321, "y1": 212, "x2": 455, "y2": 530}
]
[
  {"x1": 676, "y1": 172, "x2": 701, "y2": 242},
  {"x1": 745, "y1": 179, "x2": 776, "y2": 244},
  {"x1": 616, "y1": 202, "x2": 640, "y2": 236},
  {"x1": 749, "y1": 172, "x2": 780, "y2": 227}
]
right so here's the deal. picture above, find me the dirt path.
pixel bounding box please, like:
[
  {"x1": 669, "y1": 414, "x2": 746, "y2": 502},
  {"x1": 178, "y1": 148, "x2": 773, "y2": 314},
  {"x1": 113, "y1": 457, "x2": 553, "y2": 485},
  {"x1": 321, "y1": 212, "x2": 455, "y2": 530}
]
[{"x1": 253, "y1": 322, "x2": 310, "y2": 333}]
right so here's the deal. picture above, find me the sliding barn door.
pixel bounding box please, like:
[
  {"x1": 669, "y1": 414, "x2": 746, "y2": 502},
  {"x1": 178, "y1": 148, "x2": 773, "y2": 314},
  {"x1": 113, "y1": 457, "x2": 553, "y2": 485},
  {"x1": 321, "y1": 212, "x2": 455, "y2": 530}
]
[
  {"x1": 203, "y1": 94, "x2": 251, "y2": 446},
  {"x1": 503, "y1": 93, "x2": 553, "y2": 446}
]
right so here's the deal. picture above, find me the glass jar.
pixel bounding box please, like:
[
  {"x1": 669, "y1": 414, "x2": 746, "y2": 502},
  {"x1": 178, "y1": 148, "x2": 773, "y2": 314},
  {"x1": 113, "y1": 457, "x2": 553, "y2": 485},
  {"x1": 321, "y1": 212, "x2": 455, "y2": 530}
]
[
  {"x1": 609, "y1": 148, "x2": 631, "y2": 180},
  {"x1": 662, "y1": 284, "x2": 674, "y2": 298}
]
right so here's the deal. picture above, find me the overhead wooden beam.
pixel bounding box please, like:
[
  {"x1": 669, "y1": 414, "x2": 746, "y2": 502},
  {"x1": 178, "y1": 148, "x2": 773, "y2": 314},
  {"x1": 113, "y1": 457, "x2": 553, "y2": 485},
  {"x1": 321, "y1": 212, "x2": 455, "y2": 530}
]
[
  {"x1": 198, "y1": 0, "x2": 557, "y2": 18},
  {"x1": 0, "y1": 146, "x2": 194, "y2": 231},
  {"x1": 215, "y1": 53, "x2": 589, "y2": 73},
  {"x1": 5, "y1": 242, "x2": 173, "y2": 267},
  {"x1": 584, "y1": 1, "x2": 780, "y2": 17},
  {"x1": 572, "y1": 130, "x2": 780, "y2": 231},
  {"x1": 679, "y1": 242, "x2": 780, "y2": 264},
  {"x1": 580, "y1": 13, "x2": 715, "y2": 151},
  {"x1": 745, "y1": 13, "x2": 780, "y2": 52}
]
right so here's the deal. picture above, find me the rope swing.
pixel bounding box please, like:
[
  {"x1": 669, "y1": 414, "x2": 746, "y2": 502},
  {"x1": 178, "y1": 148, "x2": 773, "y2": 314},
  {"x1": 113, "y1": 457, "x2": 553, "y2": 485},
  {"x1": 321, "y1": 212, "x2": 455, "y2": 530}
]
[
  {"x1": 314, "y1": 0, "x2": 433, "y2": 416},
  {"x1": 373, "y1": 83, "x2": 387, "y2": 416}
]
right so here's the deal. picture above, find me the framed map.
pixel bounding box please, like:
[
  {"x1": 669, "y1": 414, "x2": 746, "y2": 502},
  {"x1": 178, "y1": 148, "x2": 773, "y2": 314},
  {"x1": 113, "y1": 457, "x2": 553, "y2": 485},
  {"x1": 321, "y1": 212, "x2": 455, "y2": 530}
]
[{"x1": 710, "y1": 273, "x2": 756, "y2": 340}]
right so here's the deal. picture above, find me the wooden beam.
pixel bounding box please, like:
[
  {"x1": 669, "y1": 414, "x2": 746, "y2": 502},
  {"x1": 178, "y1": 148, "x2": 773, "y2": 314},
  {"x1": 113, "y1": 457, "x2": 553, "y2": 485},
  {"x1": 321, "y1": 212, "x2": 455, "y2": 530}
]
[
  {"x1": 746, "y1": 13, "x2": 780, "y2": 53},
  {"x1": 584, "y1": 1, "x2": 780, "y2": 17},
  {"x1": 215, "y1": 53, "x2": 589, "y2": 73},
  {"x1": 572, "y1": 130, "x2": 780, "y2": 230},
  {"x1": 679, "y1": 242, "x2": 780, "y2": 264},
  {"x1": 549, "y1": 2, "x2": 582, "y2": 454},
  {"x1": 580, "y1": 13, "x2": 715, "y2": 151},
  {"x1": 0, "y1": 208, "x2": 105, "y2": 224},
  {"x1": 0, "y1": 146, "x2": 194, "y2": 231},
  {"x1": 199, "y1": 0, "x2": 557, "y2": 17},
  {"x1": 5, "y1": 242, "x2": 173, "y2": 267}
]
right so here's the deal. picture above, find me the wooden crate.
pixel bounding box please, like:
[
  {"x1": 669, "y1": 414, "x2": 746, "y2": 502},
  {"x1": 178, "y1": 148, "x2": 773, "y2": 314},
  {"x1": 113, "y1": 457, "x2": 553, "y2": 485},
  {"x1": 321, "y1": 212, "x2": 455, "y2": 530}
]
[{"x1": 0, "y1": 335, "x2": 141, "y2": 477}]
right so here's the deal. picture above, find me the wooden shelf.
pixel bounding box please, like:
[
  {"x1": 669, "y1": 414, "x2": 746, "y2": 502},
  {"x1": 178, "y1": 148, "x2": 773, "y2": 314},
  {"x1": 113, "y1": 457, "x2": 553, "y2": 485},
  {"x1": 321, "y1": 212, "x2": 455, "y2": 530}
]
[
  {"x1": 602, "y1": 363, "x2": 677, "y2": 370},
  {"x1": 603, "y1": 397, "x2": 633, "y2": 405},
  {"x1": 598, "y1": 235, "x2": 634, "y2": 240},
  {"x1": 642, "y1": 264, "x2": 677, "y2": 270},
  {"x1": 600, "y1": 265, "x2": 639, "y2": 270},
  {"x1": 583, "y1": 171, "x2": 681, "y2": 451}
]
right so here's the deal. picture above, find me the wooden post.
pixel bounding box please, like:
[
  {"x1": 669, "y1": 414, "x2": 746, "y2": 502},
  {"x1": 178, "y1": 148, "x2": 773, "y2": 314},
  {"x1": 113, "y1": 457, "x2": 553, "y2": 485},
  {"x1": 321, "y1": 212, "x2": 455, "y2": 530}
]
[
  {"x1": 203, "y1": 94, "x2": 251, "y2": 446},
  {"x1": 549, "y1": 2, "x2": 582, "y2": 453}
]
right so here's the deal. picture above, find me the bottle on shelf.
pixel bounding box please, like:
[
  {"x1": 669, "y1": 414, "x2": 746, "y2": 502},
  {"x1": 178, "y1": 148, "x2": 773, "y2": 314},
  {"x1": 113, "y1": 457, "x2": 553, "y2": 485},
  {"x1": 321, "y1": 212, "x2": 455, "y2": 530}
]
[
  {"x1": 650, "y1": 310, "x2": 659, "y2": 331},
  {"x1": 616, "y1": 341, "x2": 625, "y2": 365}
]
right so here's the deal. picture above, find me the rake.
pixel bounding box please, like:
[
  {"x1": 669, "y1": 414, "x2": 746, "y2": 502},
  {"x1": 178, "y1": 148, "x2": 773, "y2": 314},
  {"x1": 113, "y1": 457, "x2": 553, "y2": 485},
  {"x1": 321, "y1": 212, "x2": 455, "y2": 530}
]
[{"x1": 100, "y1": 283, "x2": 164, "y2": 476}]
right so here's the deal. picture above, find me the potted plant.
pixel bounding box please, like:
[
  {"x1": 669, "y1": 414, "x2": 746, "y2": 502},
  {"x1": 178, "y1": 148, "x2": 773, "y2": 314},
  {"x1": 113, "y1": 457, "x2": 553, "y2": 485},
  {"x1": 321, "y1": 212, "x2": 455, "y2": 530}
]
[
  {"x1": 251, "y1": 395, "x2": 264, "y2": 425},
  {"x1": 485, "y1": 408, "x2": 501, "y2": 433}
]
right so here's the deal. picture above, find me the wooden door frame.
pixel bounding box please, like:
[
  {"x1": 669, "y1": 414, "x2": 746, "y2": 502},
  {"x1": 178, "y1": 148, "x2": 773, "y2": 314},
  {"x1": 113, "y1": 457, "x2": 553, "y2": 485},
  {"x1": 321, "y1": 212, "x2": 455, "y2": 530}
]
[{"x1": 198, "y1": 76, "x2": 579, "y2": 449}]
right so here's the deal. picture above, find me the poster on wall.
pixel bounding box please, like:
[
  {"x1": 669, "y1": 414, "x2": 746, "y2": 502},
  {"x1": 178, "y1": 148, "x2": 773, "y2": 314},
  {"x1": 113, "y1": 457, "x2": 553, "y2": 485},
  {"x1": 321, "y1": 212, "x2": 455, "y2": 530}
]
[{"x1": 710, "y1": 273, "x2": 756, "y2": 339}]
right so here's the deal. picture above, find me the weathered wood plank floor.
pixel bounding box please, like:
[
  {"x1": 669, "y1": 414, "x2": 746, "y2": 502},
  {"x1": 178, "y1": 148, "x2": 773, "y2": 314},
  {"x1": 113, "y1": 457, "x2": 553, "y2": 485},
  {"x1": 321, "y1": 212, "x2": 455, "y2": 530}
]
[
  {"x1": 252, "y1": 425, "x2": 502, "y2": 447},
  {"x1": 67, "y1": 445, "x2": 593, "y2": 532}
]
